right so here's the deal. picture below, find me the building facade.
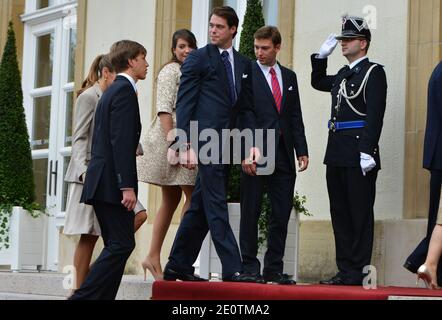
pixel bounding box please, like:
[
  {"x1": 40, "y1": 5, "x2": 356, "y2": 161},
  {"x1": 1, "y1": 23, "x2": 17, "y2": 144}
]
[{"x1": 0, "y1": 0, "x2": 439, "y2": 286}]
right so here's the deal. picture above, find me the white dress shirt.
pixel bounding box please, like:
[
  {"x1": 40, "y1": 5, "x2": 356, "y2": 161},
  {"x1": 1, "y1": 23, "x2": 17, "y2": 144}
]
[{"x1": 257, "y1": 60, "x2": 283, "y2": 97}]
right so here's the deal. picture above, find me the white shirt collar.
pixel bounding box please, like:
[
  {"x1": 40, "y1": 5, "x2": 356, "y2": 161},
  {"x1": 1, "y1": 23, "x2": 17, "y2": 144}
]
[
  {"x1": 118, "y1": 73, "x2": 137, "y2": 92},
  {"x1": 349, "y1": 56, "x2": 368, "y2": 69},
  {"x1": 257, "y1": 60, "x2": 281, "y2": 76},
  {"x1": 218, "y1": 46, "x2": 234, "y2": 61},
  {"x1": 256, "y1": 60, "x2": 283, "y2": 96}
]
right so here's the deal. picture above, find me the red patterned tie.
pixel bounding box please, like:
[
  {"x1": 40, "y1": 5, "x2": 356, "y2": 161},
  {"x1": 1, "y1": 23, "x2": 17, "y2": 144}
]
[{"x1": 270, "y1": 67, "x2": 282, "y2": 113}]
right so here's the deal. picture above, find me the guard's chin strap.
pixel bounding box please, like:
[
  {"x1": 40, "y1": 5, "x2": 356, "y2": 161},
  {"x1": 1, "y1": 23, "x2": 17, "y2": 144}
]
[{"x1": 338, "y1": 64, "x2": 378, "y2": 117}]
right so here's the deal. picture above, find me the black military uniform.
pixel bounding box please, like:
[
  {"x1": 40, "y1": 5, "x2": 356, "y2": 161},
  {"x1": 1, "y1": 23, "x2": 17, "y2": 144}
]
[{"x1": 311, "y1": 16, "x2": 387, "y2": 285}]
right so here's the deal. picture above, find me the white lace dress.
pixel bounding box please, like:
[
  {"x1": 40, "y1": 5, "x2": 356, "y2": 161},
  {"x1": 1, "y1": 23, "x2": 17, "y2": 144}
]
[{"x1": 137, "y1": 62, "x2": 197, "y2": 186}]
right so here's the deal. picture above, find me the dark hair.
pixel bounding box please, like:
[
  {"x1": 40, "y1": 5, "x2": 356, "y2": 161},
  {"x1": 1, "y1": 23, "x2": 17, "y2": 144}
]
[
  {"x1": 77, "y1": 54, "x2": 114, "y2": 97},
  {"x1": 170, "y1": 29, "x2": 197, "y2": 64},
  {"x1": 254, "y1": 26, "x2": 282, "y2": 47},
  {"x1": 210, "y1": 6, "x2": 239, "y2": 39},
  {"x1": 109, "y1": 40, "x2": 147, "y2": 73}
]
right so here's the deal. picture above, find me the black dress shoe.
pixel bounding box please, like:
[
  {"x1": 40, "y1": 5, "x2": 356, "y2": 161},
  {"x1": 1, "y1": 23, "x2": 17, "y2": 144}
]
[
  {"x1": 319, "y1": 275, "x2": 346, "y2": 285},
  {"x1": 263, "y1": 273, "x2": 296, "y2": 285},
  {"x1": 163, "y1": 268, "x2": 208, "y2": 282},
  {"x1": 243, "y1": 272, "x2": 267, "y2": 284},
  {"x1": 223, "y1": 272, "x2": 261, "y2": 283},
  {"x1": 255, "y1": 273, "x2": 267, "y2": 284}
]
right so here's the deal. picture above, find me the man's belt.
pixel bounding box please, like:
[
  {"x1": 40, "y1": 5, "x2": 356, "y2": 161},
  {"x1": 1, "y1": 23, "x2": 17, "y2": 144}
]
[{"x1": 328, "y1": 120, "x2": 366, "y2": 131}]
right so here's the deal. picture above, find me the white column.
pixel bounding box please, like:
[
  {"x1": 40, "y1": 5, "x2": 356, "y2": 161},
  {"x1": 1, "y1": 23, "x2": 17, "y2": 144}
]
[
  {"x1": 263, "y1": 0, "x2": 279, "y2": 26},
  {"x1": 235, "y1": 0, "x2": 247, "y2": 48},
  {"x1": 191, "y1": 0, "x2": 211, "y2": 47}
]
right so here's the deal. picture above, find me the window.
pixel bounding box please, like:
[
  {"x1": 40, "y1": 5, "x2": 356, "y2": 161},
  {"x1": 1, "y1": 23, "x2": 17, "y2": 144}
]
[
  {"x1": 36, "y1": 0, "x2": 56, "y2": 10},
  {"x1": 26, "y1": 0, "x2": 75, "y2": 13},
  {"x1": 22, "y1": 0, "x2": 77, "y2": 271}
]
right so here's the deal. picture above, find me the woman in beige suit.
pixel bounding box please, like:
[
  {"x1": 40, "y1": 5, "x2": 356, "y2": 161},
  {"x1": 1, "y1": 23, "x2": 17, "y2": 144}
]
[
  {"x1": 64, "y1": 54, "x2": 147, "y2": 290},
  {"x1": 137, "y1": 30, "x2": 197, "y2": 280}
]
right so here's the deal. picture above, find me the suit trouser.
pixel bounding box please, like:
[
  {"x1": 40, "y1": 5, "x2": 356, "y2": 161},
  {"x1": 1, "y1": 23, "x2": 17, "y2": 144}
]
[
  {"x1": 69, "y1": 201, "x2": 135, "y2": 300},
  {"x1": 406, "y1": 169, "x2": 442, "y2": 285},
  {"x1": 240, "y1": 141, "x2": 296, "y2": 275},
  {"x1": 326, "y1": 166, "x2": 378, "y2": 281},
  {"x1": 166, "y1": 164, "x2": 243, "y2": 278}
]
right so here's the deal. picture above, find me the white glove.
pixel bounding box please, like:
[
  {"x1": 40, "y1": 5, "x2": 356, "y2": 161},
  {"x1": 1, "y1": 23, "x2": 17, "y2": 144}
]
[
  {"x1": 317, "y1": 33, "x2": 339, "y2": 59},
  {"x1": 360, "y1": 152, "x2": 376, "y2": 176}
]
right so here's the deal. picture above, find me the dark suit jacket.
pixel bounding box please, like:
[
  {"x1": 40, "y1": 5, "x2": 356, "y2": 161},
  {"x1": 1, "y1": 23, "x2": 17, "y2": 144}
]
[
  {"x1": 423, "y1": 61, "x2": 442, "y2": 170},
  {"x1": 81, "y1": 76, "x2": 141, "y2": 205},
  {"x1": 176, "y1": 44, "x2": 250, "y2": 157},
  {"x1": 311, "y1": 55, "x2": 387, "y2": 169},
  {"x1": 237, "y1": 61, "x2": 308, "y2": 169}
]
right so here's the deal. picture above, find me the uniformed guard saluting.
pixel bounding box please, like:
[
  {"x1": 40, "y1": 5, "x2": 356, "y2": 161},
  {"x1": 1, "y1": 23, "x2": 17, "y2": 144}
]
[{"x1": 311, "y1": 15, "x2": 387, "y2": 286}]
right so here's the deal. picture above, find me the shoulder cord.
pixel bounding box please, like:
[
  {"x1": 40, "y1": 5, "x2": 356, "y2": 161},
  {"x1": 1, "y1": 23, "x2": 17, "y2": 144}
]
[{"x1": 338, "y1": 64, "x2": 378, "y2": 117}]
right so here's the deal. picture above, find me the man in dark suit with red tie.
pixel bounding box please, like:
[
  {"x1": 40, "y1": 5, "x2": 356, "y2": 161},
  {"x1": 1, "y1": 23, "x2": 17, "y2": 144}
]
[
  {"x1": 70, "y1": 40, "x2": 148, "y2": 300},
  {"x1": 164, "y1": 6, "x2": 256, "y2": 282},
  {"x1": 238, "y1": 26, "x2": 309, "y2": 285}
]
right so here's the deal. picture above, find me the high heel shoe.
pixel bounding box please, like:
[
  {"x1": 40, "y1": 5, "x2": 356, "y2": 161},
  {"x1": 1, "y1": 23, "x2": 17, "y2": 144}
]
[
  {"x1": 141, "y1": 258, "x2": 163, "y2": 281},
  {"x1": 417, "y1": 265, "x2": 438, "y2": 289}
]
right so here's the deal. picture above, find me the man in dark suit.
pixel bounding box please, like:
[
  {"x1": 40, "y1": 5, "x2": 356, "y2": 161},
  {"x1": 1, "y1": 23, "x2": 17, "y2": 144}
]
[
  {"x1": 70, "y1": 40, "x2": 148, "y2": 300},
  {"x1": 311, "y1": 16, "x2": 387, "y2": 285},
  {"x1": 404, "y1": 61, "x2": 442, "y2": 286},
  {"x1": 163, "y1": 6, "x2": 255, "y2": 283},
  {"x1": 237, "y1": 26, "x2": 308, "y2": 285}
]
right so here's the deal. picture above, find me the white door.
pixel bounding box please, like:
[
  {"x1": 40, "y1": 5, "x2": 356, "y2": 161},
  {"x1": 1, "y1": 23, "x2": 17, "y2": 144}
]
[{"x1": 22, "y1": 0, "x2": 77, "y2": 271}]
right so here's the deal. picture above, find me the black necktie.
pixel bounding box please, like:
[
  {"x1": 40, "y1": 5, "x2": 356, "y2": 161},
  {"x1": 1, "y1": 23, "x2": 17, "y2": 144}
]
[{"x1": 221, "y1": 51, "x2": 236, "y2": 105}]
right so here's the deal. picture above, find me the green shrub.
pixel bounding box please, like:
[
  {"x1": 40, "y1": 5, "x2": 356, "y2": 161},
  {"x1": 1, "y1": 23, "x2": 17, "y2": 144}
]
[
  {"x1": 0, "y1": 22, "x2": 37, "y2": 249},
  {"x1": 239, "y1": 0, "x2": 265, "y2": 60},
  {"x1": 228, "y1": 0, "x2": 266, "y2": 203}
]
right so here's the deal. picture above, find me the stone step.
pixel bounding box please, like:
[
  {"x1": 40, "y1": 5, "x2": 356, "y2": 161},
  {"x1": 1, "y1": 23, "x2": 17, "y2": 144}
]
[
  {"x1": 0, "y1": 292, "x2": 65, "y2": 300},
  {"x1": 0, "y1": 271, "x2": 153, "y2": 300},
  {"x1": 388, "y1": 296, "x2": 442, "y2": 300}
]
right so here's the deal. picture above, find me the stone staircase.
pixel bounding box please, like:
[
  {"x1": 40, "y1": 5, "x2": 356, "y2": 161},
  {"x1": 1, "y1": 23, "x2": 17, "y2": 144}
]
[{"x1": 0, "y1": 271, "x2": 153, "y2": 300}]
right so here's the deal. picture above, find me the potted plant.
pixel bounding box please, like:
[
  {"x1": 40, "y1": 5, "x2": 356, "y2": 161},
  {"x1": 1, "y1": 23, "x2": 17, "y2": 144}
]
[{"x1": 0, "y1": 22, "x2": 46, "y2": 271}]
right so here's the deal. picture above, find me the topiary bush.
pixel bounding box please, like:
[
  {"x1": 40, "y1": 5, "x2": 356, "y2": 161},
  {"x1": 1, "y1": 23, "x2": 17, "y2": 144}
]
[
  {"x1": 226, "y1": 0, "x2": 267, "y2": 247},
  {"x1": 228, "y1": 0, "x2": 266, "y2": 203},
  {"x1": 239, "y1": 0, "x2": 265, "y2": 60},
  {"x1": 0, "y1": 22, "x2": 38, "y2": 249}
]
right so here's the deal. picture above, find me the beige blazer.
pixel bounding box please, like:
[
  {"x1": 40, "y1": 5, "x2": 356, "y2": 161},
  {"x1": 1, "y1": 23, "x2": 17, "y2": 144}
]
[{"x1": 65, "y1": 83, "x2": 102, "y2": 183}]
